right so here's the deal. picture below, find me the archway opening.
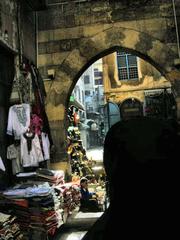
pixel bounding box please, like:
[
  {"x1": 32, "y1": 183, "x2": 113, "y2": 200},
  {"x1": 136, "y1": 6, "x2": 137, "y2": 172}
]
[{"x1": 65, "y1": 47, "x2": 177, "y2": 229}]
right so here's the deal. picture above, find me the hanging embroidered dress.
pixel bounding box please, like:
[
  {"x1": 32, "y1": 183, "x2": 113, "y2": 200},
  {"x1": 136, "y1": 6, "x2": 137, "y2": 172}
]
[
  {"x1": 21, "y1": 133, "x2": 44, "y2": 167},
  {"x1": 7, "y1": 103, "x2": 31, "y2": 139}
]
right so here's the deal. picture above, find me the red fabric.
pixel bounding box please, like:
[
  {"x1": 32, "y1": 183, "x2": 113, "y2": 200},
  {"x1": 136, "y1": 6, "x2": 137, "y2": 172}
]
[
  {"x1": 30, "y1": 114, "x2": 43, "y2": 136},
  {"x1": 73, "y1": 112, "x2": 80, "y2": 126}
]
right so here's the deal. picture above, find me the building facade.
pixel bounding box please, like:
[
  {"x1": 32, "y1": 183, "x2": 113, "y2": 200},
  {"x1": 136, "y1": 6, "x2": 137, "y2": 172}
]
[{"x1": 103, "y1": 52, "x2": 174, "y2": 121}]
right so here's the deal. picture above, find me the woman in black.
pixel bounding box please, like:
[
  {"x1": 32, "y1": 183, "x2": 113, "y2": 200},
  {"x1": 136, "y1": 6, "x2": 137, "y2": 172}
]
[{"x1": 82, "y1": 117, "x2": 180, "y2": 239}]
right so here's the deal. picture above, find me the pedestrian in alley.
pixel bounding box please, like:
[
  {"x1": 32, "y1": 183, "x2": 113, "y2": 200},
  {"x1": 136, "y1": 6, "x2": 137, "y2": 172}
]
[
  {"x1": 90, "y1": 121, "x2": 99, "y2": 146},
  {"x1": 81, "y1": 116, "x2": 180, "y2": 240}
]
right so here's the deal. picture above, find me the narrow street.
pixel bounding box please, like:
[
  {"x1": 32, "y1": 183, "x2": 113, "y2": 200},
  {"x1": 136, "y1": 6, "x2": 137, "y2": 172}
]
[
  {"x1": 86, "y1": 147, "x2": 103, "y2": 163},
  {"x1": 53, "y1": 147, "x2": 104, "y2": 240},
  {"x1": 53, "y1": 211, "x2": 103, "y2": 240}
]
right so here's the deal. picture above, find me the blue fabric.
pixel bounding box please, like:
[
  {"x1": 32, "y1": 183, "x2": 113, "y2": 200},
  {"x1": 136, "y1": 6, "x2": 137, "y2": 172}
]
[{"x1": 80, "y1": 187, "x2": 93, "y2": 200}]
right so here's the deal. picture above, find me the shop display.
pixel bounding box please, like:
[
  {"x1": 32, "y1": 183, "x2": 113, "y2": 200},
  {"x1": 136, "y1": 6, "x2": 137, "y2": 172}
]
[
  {"x1": 67, "y1": 106, "x2": 94, "y2": 178},
  {"x1": 0, "y1": 60, "x2": 107, "y2": 240},
  {"x1": 6, "y1": 61, "x2": 52, "y2": 175},
  {"x1": 0, "y1": 177, "x2": 82, "y2": 240}
]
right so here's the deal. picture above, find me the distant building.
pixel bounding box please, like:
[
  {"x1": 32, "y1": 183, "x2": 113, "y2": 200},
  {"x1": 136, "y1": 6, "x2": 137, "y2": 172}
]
[
  {"x1": 103, "y1": 52, "x2": 176, "y2": 122},
  {"x1": 81, "y1": 59, "x2": 105, "y2": 116},
  {"x1": 72, "y1": 59, "x2": 105, "y2": 149}
]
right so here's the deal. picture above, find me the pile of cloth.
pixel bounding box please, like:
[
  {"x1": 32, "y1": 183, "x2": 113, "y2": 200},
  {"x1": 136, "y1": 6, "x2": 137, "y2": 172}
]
[
  {"x1": 15, "y1": 169, "x2": 65, "y2": 186},
  {"x1": 54, "y1": 181, "x2": 81, "y2": 214},
  {"x1": 1, "y1": 182, "x2": 64, "y2": 239},
  {"x1": 36, "y1": 169, "x2": 65, "y2": 186},
  {"x1": 0, "y1": 212, "x2": 24, "y2": 240}
]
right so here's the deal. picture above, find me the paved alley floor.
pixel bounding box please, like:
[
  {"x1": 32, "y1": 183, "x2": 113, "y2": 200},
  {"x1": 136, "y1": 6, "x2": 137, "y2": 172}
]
[
  {"x1": 54, "y1": 230, "x2": 87, "y2": 240},
  {"x1": 86, "y1": 147, "x2": 103, "y2": 162},
  {"x1": 53, "y1": 211, "x2": 103, "y2": 240}
]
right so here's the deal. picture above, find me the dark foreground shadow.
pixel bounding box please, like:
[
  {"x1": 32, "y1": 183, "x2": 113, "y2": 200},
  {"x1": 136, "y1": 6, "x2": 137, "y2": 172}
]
[{"x1": 81, "y1": 117, "x2": 180, "y2": 240}]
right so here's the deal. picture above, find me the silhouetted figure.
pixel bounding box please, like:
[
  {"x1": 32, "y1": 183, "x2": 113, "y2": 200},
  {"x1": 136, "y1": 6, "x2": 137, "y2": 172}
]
[{"x1": 82, "y1": 117, "x2": 179, "y2": 240}]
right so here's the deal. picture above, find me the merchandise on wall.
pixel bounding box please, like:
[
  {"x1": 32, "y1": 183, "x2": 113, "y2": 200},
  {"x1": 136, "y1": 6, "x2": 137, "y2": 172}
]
[
  {"x1": 67, "y1": 106, "x2": 107, "y2": 213},
  {"x1": 0, "y1": 57, "x2": 83, "y2": 239},
  {"x1": 67, "y1": 105, "x2": 94, "y2": 178},
  {"x1": 6, "y1": 60, "x2": 53, "y2": 177}
]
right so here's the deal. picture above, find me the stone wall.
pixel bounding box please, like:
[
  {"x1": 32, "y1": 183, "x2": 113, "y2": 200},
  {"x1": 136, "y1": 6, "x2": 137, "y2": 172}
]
[
  {"x1": 21, "y1": 1, "x2": 37, "y2": 63},
  {"x1": 37, "y1": 0, "x2": 180, "y2": 164},
  {"x1": 0, "y1": 0, "x2": 37, "y2": 63},
  {"x1": 0, "y1": 0, "x2": 18, "y2": 52}
]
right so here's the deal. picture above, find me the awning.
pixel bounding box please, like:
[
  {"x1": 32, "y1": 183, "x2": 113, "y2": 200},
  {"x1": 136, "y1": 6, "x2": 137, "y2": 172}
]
[
  {"x1": 79, "y1": 122, "x2": 90, "y2": 130},
  {"x1": 144, "y1": 88, "x2": 171, "y2": 97},
  {"x1": 87, "y1": 112, "x2": 100, "y2": 116},
  {"x1": 69, "y1": 99, "x2": 85, "y2": 111}
]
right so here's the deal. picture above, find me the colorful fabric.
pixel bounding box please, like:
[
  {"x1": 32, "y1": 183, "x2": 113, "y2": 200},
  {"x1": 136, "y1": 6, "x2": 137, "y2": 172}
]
[{"x1": 30, "y1": 114, "x2": 43, "y2": 136}]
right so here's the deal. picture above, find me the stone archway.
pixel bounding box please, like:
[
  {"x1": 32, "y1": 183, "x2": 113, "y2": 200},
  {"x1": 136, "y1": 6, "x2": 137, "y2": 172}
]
[
  {"x1": 47, "y1": 25, "x2": 180, "y2": 168},
  {"x1": 60, "y1": 25, "x2": 178, "y2": 84}
]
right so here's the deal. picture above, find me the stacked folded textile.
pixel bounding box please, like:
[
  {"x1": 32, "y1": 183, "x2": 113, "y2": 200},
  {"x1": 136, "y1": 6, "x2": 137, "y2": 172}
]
[
  {"x1": 0, "y1": 212, "x2": 24, "y2": 240},
  {"x1": 54, "y1": 182, "x2": 81, "y2": 214},
  {"x1": 1, "y1": 183, "x2": 64, "y2": 239},
  {"x1": 28, "y1": 192, "x2": 64, "y2": 237},
  {"x1": 16, "y1": 169, "x2": 65, "y2": 186},
  {"x1": 36, "y1": 169, "x2": 65, "y2": 186}
]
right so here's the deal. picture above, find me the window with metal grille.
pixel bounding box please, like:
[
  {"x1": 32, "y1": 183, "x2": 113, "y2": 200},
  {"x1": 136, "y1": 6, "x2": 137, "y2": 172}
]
[
  {"x1": 117, "y1": 52, "x2": 138, "y2": 81},
  {"x1": 95, "y1": 78, "x2": 103, "y2": 85},
  {"x1": 84, "y1": 75, "x2": 90, "y2": 84},
  {"x1": 94, "y1": 71, "x2": 102, "y2": 78},
  {"x1": 85, "y1": 90, "x2": 91, "y2": 96}
]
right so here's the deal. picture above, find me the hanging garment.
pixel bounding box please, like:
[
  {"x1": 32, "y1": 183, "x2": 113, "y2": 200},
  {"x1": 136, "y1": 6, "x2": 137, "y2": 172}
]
[
  {"x1": 21, "y1": 71, "x2": 32, "y2": 103},
  {"x1": 31, "y1": 72, "x2": 54, "y2": 147},
  {"x1": 30, "y1": 64, "x2": 46, "y2": 105},
  {"x1": 41, "y1": 132, "x2": 50, "y2": 160},
  {"x1": 7, "y1": 144, "x2": 23, "y2": 175},
  {"x1": 30, "y1": 113, "x2": 43, "y2": 136},
  {"x1": 7, "y1": 103, "x2": 31, "y2": 139},
  {"x1": 21, "y1": 133, "x2": 44, "y2": 167}
]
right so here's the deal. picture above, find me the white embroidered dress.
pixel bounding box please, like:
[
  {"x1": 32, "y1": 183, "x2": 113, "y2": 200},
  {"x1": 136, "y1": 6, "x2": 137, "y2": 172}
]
[
  {"x1": 21, "y1": 133, "x2": 44, "y2": 167},
  {"x1": 7, "y1": 104, "x2": 31, "y2": 139}
]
